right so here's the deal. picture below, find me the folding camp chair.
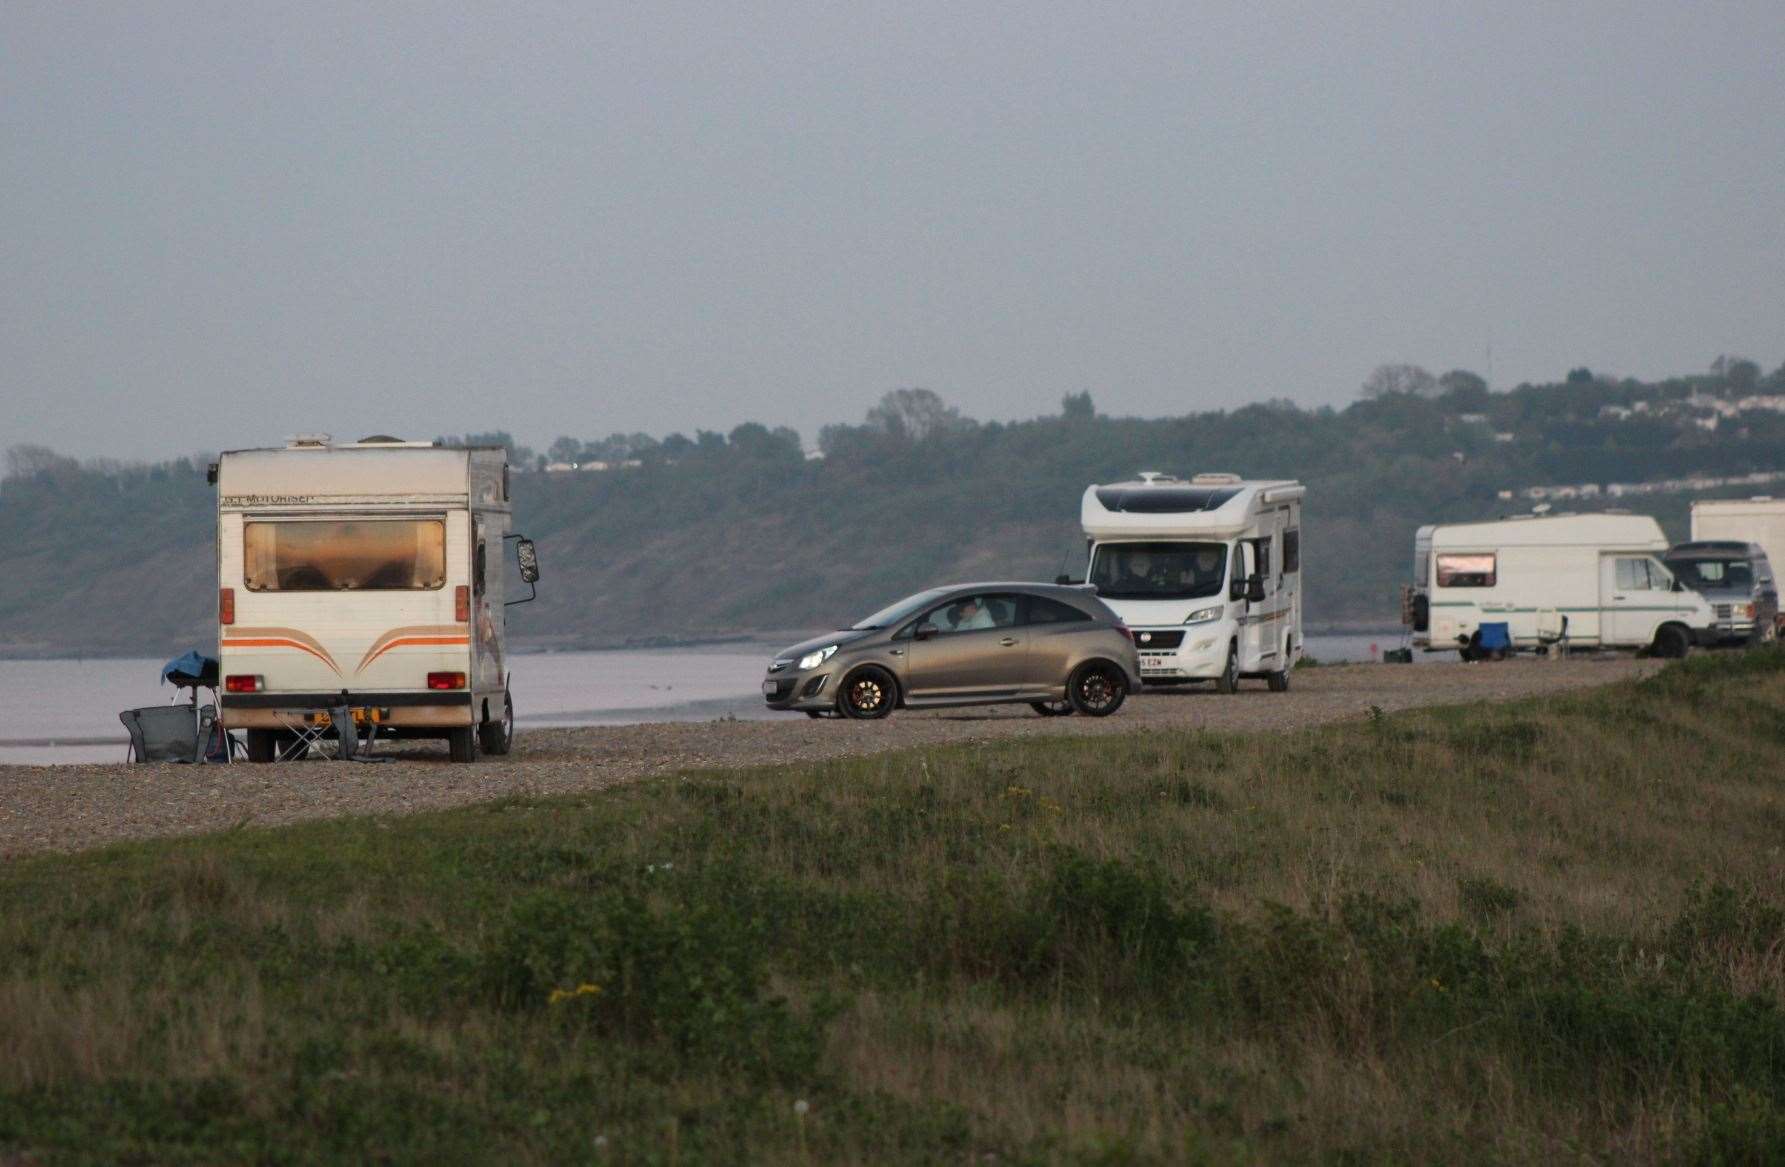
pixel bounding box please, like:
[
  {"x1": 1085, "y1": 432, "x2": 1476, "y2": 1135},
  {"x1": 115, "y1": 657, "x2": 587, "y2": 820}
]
[{"x1": 120, "y1": 705, "x2": 203, "y2": 763}]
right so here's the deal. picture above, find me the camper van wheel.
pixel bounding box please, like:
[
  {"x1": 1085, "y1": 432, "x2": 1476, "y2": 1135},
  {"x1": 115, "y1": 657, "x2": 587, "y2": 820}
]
[
  {"x1": 246, "y1": 729, "x2": 277, "y2": 764},
  {"x1": 447, "y1": 726, "x2": 478, "y2": 763},
  {"x1": 1266, "y1": 663, "x2": 1290, "y2": 692},
  {"x1": 1650, "y1": 624, "x2": 1691, "y2": 660},
  {"x1": 1214, "y1": 643, "x2": 1240, "y2": 694},
  {"x1": 479, "y1": 692, "x2": 513, "y2": 756}
]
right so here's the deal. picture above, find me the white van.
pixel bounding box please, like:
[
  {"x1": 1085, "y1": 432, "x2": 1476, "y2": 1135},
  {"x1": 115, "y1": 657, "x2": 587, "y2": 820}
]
[
  {"x1": 212, "y1": 436, "x2": 540, "y2": 762},
  {"x1": 1079, "y1": 472, "x2": 1304, "y2": 692},
  {"x1": 1402, "y1": 512, "x2": 1713, "y2": 658}
]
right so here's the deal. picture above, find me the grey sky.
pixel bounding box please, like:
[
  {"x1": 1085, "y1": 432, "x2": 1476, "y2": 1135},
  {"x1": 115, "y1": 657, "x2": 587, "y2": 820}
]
[{"x1": 4, "y1": 3, "x2": 1781, "y2": 460}]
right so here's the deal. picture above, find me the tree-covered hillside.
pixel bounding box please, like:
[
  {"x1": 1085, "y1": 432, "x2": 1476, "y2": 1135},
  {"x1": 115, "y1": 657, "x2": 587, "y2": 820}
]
[{"x1": 3, "y1": 360, "x2": 1782, "y2": 657}]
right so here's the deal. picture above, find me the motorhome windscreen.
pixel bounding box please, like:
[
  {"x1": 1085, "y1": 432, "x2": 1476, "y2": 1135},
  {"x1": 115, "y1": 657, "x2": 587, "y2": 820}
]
[
  {"x1": 1094, "y1": 486, "x2": 1241, "y2": 513},
  {"x1": 1666, "y1": 558, "x2": 1753, "y2": 591},
  {"x1": 1090, "y1": 542, "x2": 1227, "y2": 600},
  {"x1": 243, "y1": 520, "x2": 447, "y2": 591}
]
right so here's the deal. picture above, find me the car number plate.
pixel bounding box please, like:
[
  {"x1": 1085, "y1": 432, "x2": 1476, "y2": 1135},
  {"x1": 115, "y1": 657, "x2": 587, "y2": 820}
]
[{"x1": 761, "y1": 680, "x2": 779, "y2": 695}]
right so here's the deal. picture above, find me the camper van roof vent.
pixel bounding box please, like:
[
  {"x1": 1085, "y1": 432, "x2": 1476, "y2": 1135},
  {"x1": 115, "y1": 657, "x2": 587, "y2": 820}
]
[
  {"x1": 1191, "y1": 472, "x2": 1242, "y2": 485},
  {"x1": 286, "y1": 433, "x2": 332, "y2": 449}
]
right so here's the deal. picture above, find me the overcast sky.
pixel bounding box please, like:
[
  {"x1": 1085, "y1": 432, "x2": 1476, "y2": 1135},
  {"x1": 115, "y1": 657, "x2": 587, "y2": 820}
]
[{"x1": 4, "y1": 3, "x2": 1781, "y2": 460}]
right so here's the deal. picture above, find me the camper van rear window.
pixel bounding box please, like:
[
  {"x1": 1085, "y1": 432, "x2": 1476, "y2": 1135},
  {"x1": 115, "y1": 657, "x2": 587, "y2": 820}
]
[
  {"x1": 244, "y1": 520, "x2": 447, "y2": 592},
  {"x1": 1094, "y1": 486, "x2": 1241, "y2": 513},
  {"x1": 1435, "y1": 553, "x2": 1496, "y2": 588}
]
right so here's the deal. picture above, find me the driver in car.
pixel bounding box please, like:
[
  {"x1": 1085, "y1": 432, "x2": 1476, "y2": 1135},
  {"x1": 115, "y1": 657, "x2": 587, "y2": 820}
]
[{"x1": 947, "y1": 596, "x2": 996, "y2": 631}]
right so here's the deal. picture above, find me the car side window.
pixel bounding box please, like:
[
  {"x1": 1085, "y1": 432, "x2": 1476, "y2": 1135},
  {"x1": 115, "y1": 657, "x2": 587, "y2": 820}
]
[
  {"x1": 924, "y1": 593, "x2": 1020, "y2": 635},
  {"x1": 1025, "y1": 596, "x2": 1091, "y2": 625}
]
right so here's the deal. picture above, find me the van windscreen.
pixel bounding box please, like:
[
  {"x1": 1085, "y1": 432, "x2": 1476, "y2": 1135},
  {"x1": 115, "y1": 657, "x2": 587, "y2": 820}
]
[{"x1": 244, "y1": 520, "x2": 447, "y2": 591}]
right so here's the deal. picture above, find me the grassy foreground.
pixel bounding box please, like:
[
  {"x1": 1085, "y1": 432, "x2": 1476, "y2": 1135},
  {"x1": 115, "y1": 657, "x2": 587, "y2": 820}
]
[{"x1": 3, "y1": 654, "x2": 1784, "y2": 1164}]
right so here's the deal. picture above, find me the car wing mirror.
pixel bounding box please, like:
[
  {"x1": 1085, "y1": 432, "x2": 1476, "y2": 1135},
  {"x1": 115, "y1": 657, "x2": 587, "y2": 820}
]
[
  {"x1": 1246, "y1": 574, "x2": 1267, "y2": 603},
  {"x1": 913, "y1": 623, "x2": 939, "y2": 641}
]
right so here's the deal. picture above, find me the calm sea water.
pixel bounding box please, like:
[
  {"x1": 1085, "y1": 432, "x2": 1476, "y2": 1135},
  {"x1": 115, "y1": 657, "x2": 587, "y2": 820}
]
[{"x1": 0, "y1": 633, "x2": 1423, "y2": 766}]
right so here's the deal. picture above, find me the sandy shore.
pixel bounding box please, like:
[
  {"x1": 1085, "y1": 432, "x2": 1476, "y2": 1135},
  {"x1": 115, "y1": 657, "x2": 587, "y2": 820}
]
[{"x1": 0, "y1": 658, "x2": 1654, "y2": 859}]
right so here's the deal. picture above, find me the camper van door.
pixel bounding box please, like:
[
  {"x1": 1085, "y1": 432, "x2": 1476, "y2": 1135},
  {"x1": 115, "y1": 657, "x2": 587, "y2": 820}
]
[{"x1": 1599, "y1": 554, "x2": 1666, "y2": 645}]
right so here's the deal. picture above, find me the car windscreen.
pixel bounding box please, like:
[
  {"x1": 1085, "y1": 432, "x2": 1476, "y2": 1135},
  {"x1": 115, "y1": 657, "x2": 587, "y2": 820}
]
[
  {"x1": 244, "y1": 519, "x2": 447, "y2": 591},
  {"x1": 1089, "y1": 542, "x2": 1227, "y2": 600},
  {"x1": 851, "y1": 587, "x2": 952, "y2": 630},
  {"x1": 1666, "y1": 557, "x2": 1753, "y2": 591}
]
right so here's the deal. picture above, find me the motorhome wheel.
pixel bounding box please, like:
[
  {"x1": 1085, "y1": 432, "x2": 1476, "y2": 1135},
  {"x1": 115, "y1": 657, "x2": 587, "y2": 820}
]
[
  {"x1": 479, "y1": 691, "x2": 513, "y2": 756},
  {"x1": 1215, "y1": 643, "x2": 1240, "y2": 693},
  {"x1": 448, "y1": 726, "x2": 478, "y2": 763},
  {"x1": 1650, "y1": 624, "x2": 1690, "y2": 659}
]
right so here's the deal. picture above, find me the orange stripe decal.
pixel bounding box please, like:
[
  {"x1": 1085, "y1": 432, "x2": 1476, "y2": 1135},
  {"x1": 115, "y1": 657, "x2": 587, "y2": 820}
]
[
  {"x1": 221, "y1": 627, "x2": 343, "y2": 674},
  {"x1": 354, "y1": 625, "x2": 471, "y2": 673}
]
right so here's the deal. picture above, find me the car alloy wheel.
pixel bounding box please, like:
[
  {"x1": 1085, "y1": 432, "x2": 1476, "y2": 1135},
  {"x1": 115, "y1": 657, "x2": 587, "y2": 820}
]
[{"x1": 840, "y1": 666, "x2": 897, "y2": 720}]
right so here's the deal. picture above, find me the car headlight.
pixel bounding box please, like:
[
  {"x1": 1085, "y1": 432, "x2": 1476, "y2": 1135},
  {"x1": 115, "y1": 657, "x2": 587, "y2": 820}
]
[
  {"x1": 1183, "y1": 605, "x2": 1223, "y2": 625},
  {"x1": 798, "y1": 645, "x2": 839, "y2": 670}
]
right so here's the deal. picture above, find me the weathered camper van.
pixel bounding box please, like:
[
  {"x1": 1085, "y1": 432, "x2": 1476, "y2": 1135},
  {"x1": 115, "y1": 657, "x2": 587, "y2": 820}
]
[
  {"x1": 212, "y1": 436, "x2": 540, "y2": 762},
  {"x1": 1079, "y1": 472, "x2": 1303, "y2": 691},
  {"x1": 1402, "y1": 512, "x2": 1713, "y2": 658}
]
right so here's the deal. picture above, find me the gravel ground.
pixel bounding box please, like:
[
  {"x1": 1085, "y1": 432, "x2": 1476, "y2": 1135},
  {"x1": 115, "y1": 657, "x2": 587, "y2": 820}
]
[{"x1": 0, "y1": 658, "x2": 1654, "y2": 859}]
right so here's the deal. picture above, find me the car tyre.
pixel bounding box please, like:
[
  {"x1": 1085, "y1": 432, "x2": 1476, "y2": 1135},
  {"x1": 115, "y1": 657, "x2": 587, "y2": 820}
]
[
  {"x1": 1266, "y1": 664, "x2": 1290, "y2": 692},
  {"x1": 1029, "y1": 699, "x2": 1073, "y2": 717},
  {"x1": 1651, "y1": 624, "x2": 1691, "y2": 659},
  {"x1": 1068, "y1": 662, "x2": 1126, "y2": 717},
  {"x1": 448, "y1": 726, "x2": 478, "y2": 762},
  {"x1": 839, "y1": 666, "x2": 897, "y2": 720},
  {"x1": 1214, "y1": 642, "x2": 1240, "y2": 693}
]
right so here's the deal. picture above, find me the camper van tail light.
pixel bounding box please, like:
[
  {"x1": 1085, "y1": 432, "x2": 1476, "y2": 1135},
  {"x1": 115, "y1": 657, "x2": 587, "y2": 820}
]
[
  {"x1": 455, "y1": 585, "x2": 470, "y2": 622},
  {"x1": 224, "y1": 674, "x2": 261, "y2": 693},
  {"x1": 428, "y1": 671, "x2": 467, "y2": 691},
  {"x1": 219, "y1": 587, "x2": 235, "y2": 625}
]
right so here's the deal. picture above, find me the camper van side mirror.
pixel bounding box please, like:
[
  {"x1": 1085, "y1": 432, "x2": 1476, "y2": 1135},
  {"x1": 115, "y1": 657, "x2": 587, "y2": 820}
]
[
  {"x1": 1245, "y1": 574, "x2": 1266, "y2": 604},
  {"x1": 516, "y1": 538, "x2": 540, "y2": 584},
  {"x1": 1229, "y1": 577, "x2": 1246, "y2": 602}
]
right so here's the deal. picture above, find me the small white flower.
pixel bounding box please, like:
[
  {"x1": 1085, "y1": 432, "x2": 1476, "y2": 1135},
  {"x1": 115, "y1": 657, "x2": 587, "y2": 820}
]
[
  {"x1": 793, "y1": 1099, "x2": 810, "y2": 1116},
  {"x1": 594, "y1": 1134, "x2": 608, "y2": 1149}
]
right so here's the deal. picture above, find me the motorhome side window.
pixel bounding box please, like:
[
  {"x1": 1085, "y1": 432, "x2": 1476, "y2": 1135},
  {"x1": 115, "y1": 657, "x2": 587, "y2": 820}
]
[
  {"x1": 1251, "y1": 537, "x2": 1272, "y2": 577},
  {"x1": 243, "y1": 520, "x2": 447, "y2": 591},
  {"x1": 474, "y1": 540, "x2": 487, "y2": 595},
  {"x1": 1435, "y1": 553, "x2": 1496, "y2": 588},
  {"x1": 1615, "y1": 558, "x2": 1669, "y2": 591},
  {"x1": 1283, "y1": 529, "x2": 1300, "y2": 573}
]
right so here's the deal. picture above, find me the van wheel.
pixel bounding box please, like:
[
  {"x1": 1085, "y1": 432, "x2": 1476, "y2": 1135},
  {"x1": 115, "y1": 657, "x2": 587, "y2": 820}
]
[
  {"x1": 1214, "y1": 643, "x2": 1240, "y2": 693},
  {"x1": 1068, "y1": 663, "x2": 1126, "y2": 716},
  {"x1": 246, "y1": 729, "x2": 277, "y2": 763},
  {"x1": 1651, "y1": 624, "x2": 1691, "y2": 659},
  {"x1": 1030, "y1": 700, "x2": 1073, "y2": 717},
  {"x1": 839, "y1": 666, "x2": 897, "y2": 720},
  {"x1": 1267, "y1": 665, "x2": 1290, "y2": 692},
  {"x1": 479, "y1": 692, "x2": 513, "y2": 755},
  {"x1": 448, "y1": 726, "x2": 478, "y2": 762}
]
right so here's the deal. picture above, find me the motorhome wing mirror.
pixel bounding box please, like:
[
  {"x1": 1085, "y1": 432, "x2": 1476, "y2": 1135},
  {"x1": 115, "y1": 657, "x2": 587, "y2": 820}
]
[
  {"x1": 1229, "y1": 577, "x2": 1246, "y2": 602},
  {"x1": 1246, "y1": 574, "x2": 1266, "y2": 604},
  {"x1": 913, "y1": 622, "x2": 939, "y2": 641},
  {"x1": 516, "y1": 538, "x2": 540, "y2": 583}
]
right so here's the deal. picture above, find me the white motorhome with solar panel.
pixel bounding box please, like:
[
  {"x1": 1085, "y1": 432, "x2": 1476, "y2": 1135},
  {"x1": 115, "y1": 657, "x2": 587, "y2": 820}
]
[
  {"x1": 1079, "y1": 472, "x2": 1304, "y2": 692},
  {"x1": 212, "y1": 436, "x2": 539, "y2": 762},
  {"x1": 1401, "y1": 512, "x2": 1714, "y2": 658}
]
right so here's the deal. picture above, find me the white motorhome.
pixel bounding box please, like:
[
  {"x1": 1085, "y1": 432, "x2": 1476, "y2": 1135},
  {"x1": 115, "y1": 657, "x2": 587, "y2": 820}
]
[
  {"x1": 213, "y1": 436, "x2": 540, "y2": 762},
  {"x1": 1079, "y1": 472, "x2": 1303, "y2": 692},
  {"x1": 1402, "y1": 512, "x2": 1712, "y2": 658}
]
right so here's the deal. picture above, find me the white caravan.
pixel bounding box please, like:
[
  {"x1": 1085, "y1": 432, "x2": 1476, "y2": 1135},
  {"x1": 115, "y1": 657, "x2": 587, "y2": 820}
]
[
  {"x1": 212, "y1": 436, "x2": 540, "y2": 762},
  {"x1": 1079, "y1": 472, "x2": 1304, "y2": 692},
  {"x1": 1402, "y1": 512, "x2": 1713, "y2": 658}
]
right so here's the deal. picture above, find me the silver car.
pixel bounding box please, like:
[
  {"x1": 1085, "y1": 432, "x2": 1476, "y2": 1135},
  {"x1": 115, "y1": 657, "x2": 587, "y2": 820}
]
[{"x1": 763, "y1": 583, "x2": 1143, "y2": 719}]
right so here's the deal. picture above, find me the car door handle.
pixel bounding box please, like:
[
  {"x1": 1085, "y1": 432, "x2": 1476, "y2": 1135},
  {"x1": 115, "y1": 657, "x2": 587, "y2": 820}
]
[
  {"x1": 999, "y1": 637, "x2": 1019, "y2": 647},
  {"x1": 889, "y1": 648, "x2": 903, "y2": 656},
  {"x1": 1612, "y1": 595, "x2": 1626, "y2": 601}
]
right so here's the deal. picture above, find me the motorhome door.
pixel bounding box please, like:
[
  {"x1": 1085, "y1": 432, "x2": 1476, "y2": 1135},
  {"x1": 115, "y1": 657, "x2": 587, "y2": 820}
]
[{"x1": 1600, "y1": 554, "x2": 1666, "y2": 645}]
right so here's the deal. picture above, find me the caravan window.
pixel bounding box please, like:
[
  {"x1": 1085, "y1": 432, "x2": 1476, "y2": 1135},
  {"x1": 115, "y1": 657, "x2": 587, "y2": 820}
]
[
  {"x1": 244, "y1": 520, "x2": 447, "y2": 591},
  {"x1": 1283, "y1": 529, "x2": 1301, "y2": 573},
  {"x1": 1435, "y1": 553, "x2": 1496, "y2": 588}
]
